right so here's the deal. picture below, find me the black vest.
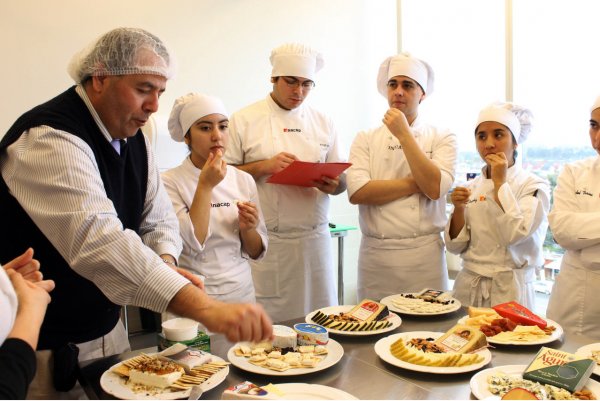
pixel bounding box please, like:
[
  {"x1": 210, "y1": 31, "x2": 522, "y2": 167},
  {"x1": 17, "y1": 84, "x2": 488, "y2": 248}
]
[{"x1": 0, "y1": 86, "x2": 148, "y2": 349}]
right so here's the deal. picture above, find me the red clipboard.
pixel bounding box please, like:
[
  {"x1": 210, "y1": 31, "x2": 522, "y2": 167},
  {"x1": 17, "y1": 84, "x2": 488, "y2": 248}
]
[{"x1": 266, "y1": 161, "x2": 351, "y2": 187}]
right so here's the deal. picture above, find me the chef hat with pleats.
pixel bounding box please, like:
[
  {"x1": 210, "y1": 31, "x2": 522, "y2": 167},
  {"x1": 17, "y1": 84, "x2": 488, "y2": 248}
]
[
  {"x1": 168, "y1": 93, "x2": 228, "y2": 142},
  {"x1": 377, "y1": 52, "x2": 434, "y2": 97},
  {"x1": 270, "y1": 43, "x2": 324, "y2": 81},
  {"x1": 476, "y1": 102, "x2": 533, "y2": 144},
  {"x1": 590, "y1": 95, "x2": 600, "y2": 112}
]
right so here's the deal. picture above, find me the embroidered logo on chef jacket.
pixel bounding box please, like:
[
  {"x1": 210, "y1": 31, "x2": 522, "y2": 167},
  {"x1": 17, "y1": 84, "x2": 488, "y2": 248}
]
[
  {"x1": 283, "y1": 128, "x2": 302, "y2": 133},
  {"x1": 211, "y1": 202, "x2": 231, "y2": 208},
  {"x1": 575, "y1": 188, "x2": 594, "y2": 197},
  {"x1": 388, "y1": 144, "x2": 402, "y2": 150}
]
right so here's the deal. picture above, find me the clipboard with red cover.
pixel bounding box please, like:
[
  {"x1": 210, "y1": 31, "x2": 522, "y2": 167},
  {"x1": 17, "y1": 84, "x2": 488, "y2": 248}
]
[{"x1": 266, "y1": 161, "x2": 351, "y2": 187}]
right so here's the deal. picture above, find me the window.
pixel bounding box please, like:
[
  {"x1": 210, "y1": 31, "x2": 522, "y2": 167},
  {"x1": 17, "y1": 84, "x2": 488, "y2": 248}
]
[{"x1": 400, "y1": 0, "x2": 598, "y2": 290}]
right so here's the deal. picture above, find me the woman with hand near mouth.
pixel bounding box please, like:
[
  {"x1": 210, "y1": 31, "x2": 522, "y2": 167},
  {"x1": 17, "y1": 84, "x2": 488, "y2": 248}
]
[
  {"x1": 445, "y1": 102, "x2": 550, "y2": 309},
  {"x1": 162, "y1": 93, "x2": 268, "y2": 304}
]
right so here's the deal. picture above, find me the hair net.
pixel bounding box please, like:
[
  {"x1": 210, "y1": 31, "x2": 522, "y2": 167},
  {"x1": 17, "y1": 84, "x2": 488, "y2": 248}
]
[
  {"x1": 168, "y1": 93, "x2": 228, "y2": 142},
  {"x1": 476, "y1": 102, "x2": 533, "y2": 144},
  {"x1": 377, "y1": 52, "x2": 434, "y2": 97},
  {"x1": 270, "y1": 43, "x2": 324, "y2": 80},
  {"x1": 67, "y1": 27, "x2": 176, "y2": 83}
]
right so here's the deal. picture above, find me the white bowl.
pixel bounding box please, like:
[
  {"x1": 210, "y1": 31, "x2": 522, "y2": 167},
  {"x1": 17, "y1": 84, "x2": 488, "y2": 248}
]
[{"x1": 161, "y1": 318, "x2": 199, "y2": 341}]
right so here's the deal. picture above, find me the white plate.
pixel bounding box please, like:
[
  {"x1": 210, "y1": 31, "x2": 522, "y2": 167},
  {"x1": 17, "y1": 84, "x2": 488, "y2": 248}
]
[
  {"x1": 576, "y1": 343, "x2": 600, "y2": 376},
  {"x1": 305, "y1": 305, "x2": 401, "y2": 336},
  {"x1": 227, "y1": 338, "x2": 344, "y2": 376},
  {"x1": 374, "y1": 331, "x2": 492, "y2": 374},
  {"x1": 100, "y1": 354, "x2": 228, "y2": 400},
  {"x1": 269, "y1": 383, "x2": 357, "y2": 399},
  {"x1": 380, "y1": 293, "x2": 462, "y2": 316},
  {"x1": 457, "y1": 315, "x2": 564, "y2": 345},
  {"x1": 470, "y1": 364, "x2": 600, "y2": 399}
]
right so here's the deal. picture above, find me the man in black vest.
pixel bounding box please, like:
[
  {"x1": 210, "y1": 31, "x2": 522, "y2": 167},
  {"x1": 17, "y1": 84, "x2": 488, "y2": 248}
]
[{"x1": 0, "y1": 27, "x2": 272, "y2": 398}]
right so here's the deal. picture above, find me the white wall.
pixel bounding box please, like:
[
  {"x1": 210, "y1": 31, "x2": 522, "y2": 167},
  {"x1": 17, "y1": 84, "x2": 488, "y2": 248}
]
[{"x1": 1, "y1": 0, "x2": 398, "y2": 303}]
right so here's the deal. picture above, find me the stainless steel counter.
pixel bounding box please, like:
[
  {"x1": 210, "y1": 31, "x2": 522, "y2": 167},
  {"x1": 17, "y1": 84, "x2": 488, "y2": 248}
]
[{"x1": 79, "y1": 309, "x2": 596, "y2": 400}]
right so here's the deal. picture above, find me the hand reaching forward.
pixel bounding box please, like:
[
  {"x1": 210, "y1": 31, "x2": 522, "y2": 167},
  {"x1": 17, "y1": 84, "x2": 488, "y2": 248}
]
[
  {"x1": 200, "y1": 301, "x2": 273, "y2": 343},
  {"x1": 266, "y1": 152, "x2": 297, "y2": 174},
  {"x1": 199, "y1": 150, "x2": 227, "y2": 189}
]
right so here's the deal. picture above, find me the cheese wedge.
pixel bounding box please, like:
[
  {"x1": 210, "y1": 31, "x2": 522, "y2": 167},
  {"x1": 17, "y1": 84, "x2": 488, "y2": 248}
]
[
  {"x1": 346, "y1": 299, "x2": 389, "y2": 323},
  {"x1": 434, "y1": 324, "x2": 488, "y2": 353},
  {"x1": 467, "y1": 306, "x2": 497, "y2": 317}
]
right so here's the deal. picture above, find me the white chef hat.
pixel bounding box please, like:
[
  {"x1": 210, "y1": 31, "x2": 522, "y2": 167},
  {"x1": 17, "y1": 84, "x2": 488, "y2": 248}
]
[
  {"x1": 377, "y1": 52, "x2": 434, "y2": 97},
  {"x1": 590, "y1": 95, "x2": 600, "y2": 112},
  {"x1": 270, "y1": 43, "x2": 324, "y2": 81},
  {"x1": 476, "y1": 102, "x2": 533, "y2": 144},
  {"x1": 168, "y1": 93, "x2": 228, "y2": 142}
]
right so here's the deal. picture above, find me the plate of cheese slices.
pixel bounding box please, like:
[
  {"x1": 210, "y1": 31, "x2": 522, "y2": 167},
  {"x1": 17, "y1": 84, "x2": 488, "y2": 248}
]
[
  {"x1": 457, "y1": 305, "x2": 564, "y2": 346},
  {"x1": 305, "y1": 301, "x2": 402, "y2": 336},
  {"x1": 227, "y1": 339, "x2": 344, "y2": 376},
  {"x1": 381, "y1": 290, "x2": 461, "y2": 316},
  {"x1": 576, "y1": 343, "x2": 600, "y2": 377},
  {"x1": 100, "y1": 351, "x2": 229, "y2": 400},
  {"x1": 223, "y1": 382, "x2": 358, "y2": 400},
  {"x1": 374, "y1": 330, "x2": 491, "y2": 374},
  {"x1": 470, "y1": 364, "x2": 599, "y2": 400}
]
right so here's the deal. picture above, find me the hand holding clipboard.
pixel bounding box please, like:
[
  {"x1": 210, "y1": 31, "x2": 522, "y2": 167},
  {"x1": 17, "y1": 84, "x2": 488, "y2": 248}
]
[{"x1": 266, "y1": 160, "x2": 351, "y2": 187}]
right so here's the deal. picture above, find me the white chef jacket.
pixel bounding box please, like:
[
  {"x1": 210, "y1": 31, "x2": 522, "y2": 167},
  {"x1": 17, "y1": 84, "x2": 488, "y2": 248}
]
[
  {"x1": 347, "y1": 116, "x2": 457, "y2": 299},
  {"x1": 546, "y1": 156, "x2": 600, "y2": 338},
  {"x1": 445, "y1": 164, "x2": 550, "y2": 309},
  {"x1": 224, "y1": 95, "x2": 345, "y2": 321},
  {"x1": 162, "y1": 157, "x2": 268, "y2": 303},
  {"x1": 0, "y1": 267, "x2": 17, "y2": 343}
]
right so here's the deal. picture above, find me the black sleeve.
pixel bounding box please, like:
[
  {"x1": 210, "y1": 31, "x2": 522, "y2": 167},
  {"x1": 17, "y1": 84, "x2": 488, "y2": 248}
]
[{"x1": 0, "y1": 338, "x2": 36, "y2": 400}]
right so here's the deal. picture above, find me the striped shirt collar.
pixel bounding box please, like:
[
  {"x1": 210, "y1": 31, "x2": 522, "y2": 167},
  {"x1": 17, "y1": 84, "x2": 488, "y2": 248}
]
[{"x1": 75, "y1": 84, "x2": 121, "y2": 145}]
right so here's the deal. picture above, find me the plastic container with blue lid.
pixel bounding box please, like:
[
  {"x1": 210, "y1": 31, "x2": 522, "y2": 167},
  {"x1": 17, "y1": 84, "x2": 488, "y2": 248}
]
[{"x1": 293, "y1": 323, "x2": 329, "y2": 346}]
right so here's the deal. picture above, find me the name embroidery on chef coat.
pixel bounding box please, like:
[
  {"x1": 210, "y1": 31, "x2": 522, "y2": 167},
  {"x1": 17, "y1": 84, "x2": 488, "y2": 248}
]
[
  {"x1": 575, "y1": 188, "x2": 594, "y2": 197},
  {"x1": 211, "y1": 202, "x2": 231, "y2": 208},
  {"x1": 283, "y1": 128, "x2": 301, "y2": 133},
  {"x1": 464, "y1": 196, "x2": 484, "y2": 206},
  {"x1": 388, "y1": 144, "x2": 402, "y2": 150}
]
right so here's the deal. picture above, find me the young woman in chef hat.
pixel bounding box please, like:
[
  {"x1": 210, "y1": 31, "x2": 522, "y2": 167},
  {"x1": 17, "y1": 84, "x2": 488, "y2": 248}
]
[
  {"x1": 444, "y1": 102, "x2": 550, "y2": 309},
  {"x1": 162, "y1": 93, "x2": 268, "y2": 305},
  {"x1": 546, "y1": 95, "x2": 600, "y2": 338}
]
